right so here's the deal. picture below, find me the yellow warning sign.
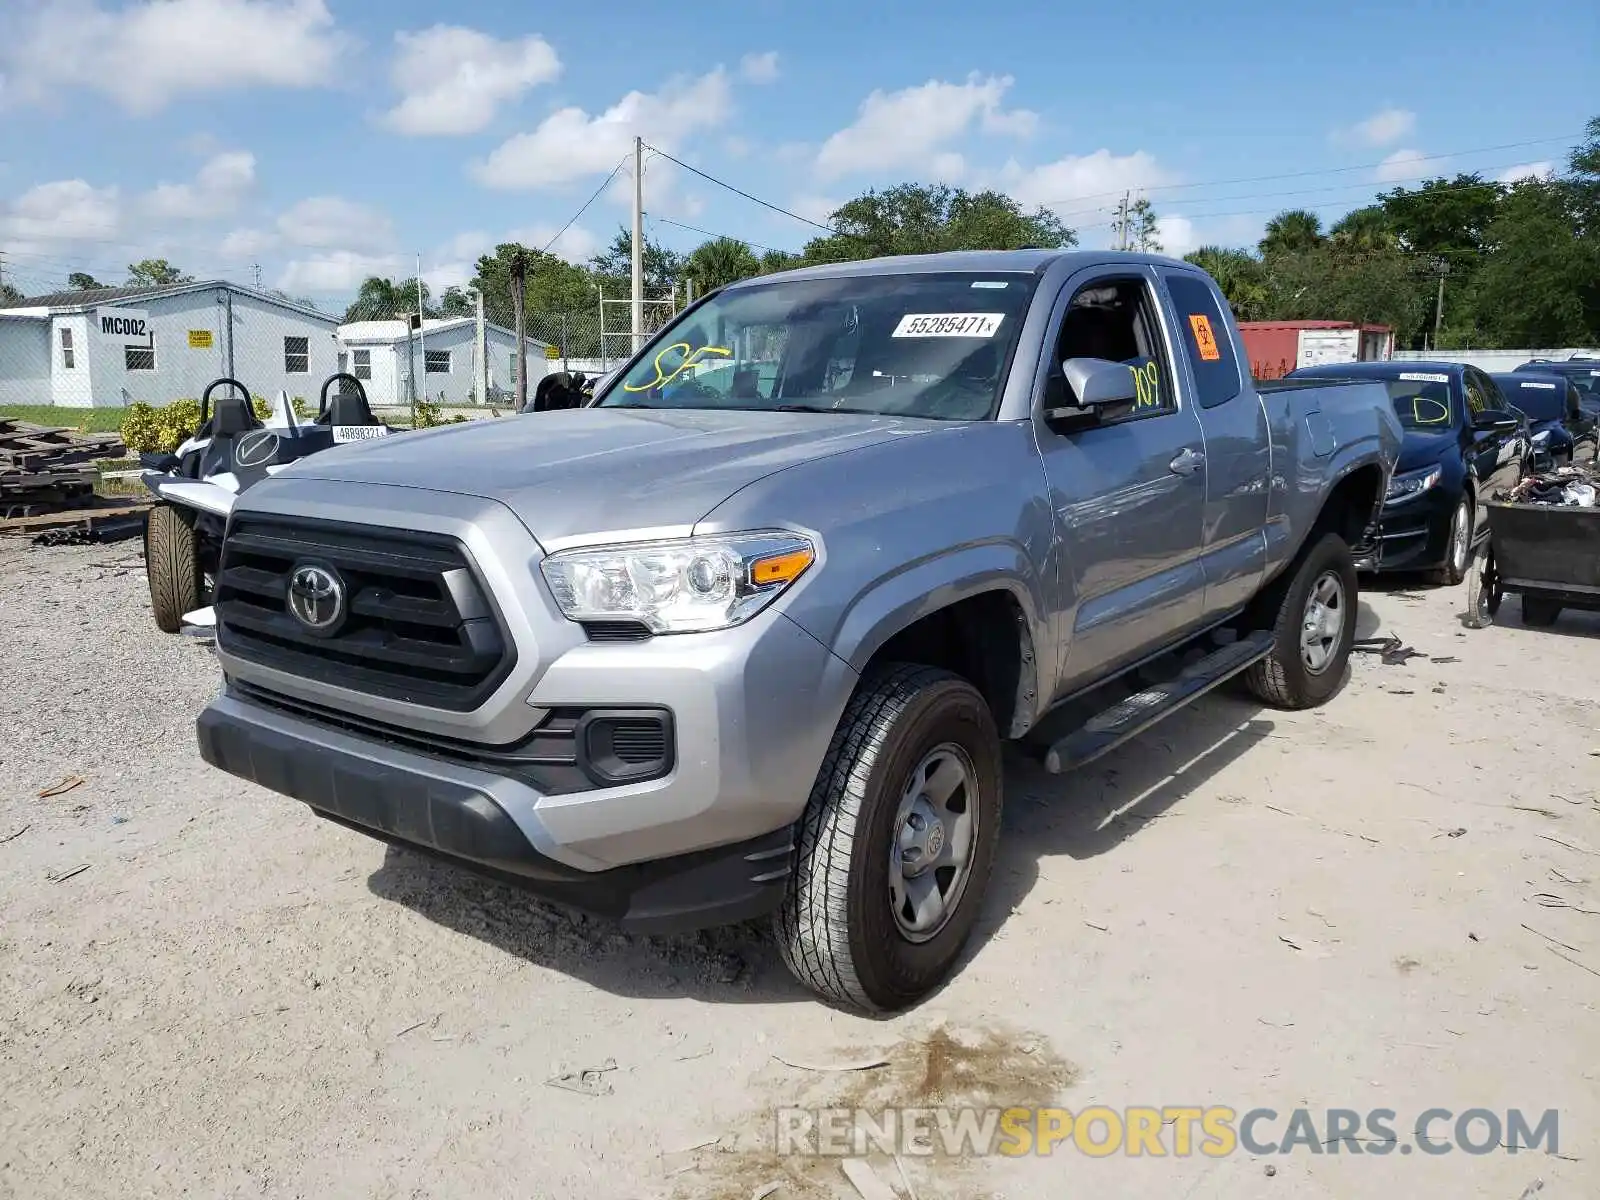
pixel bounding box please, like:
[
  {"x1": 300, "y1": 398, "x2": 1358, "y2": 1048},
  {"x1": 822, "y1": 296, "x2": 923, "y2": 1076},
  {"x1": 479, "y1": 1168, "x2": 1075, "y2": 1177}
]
[
  {"x1": 1188, "y1": 315, "x2": 1220, "y2": 362},
  {"x1": 188, "y1": 329, "x2": 214, "y2": 349},
  {"x1": 544, "y1": 344, "x2": 561, "y2": 360}
]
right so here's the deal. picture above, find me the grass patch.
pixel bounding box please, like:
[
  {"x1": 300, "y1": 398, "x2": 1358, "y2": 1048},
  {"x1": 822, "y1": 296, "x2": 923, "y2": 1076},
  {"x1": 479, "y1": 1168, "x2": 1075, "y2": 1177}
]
[{"x1": 0, "y1": 405, "x2": 130, "y2": 434}]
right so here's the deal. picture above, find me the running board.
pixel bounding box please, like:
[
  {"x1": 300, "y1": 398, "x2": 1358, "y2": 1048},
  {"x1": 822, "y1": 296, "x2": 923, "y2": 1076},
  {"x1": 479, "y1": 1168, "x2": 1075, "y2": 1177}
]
[{"x1": 1042, "y1": 629, "x2": 1275, "y2": 774}]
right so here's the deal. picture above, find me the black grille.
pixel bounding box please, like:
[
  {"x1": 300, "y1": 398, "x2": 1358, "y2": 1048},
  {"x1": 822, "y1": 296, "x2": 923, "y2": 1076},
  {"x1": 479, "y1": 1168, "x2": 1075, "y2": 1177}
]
[
  {"x1": 581, "y1": 620, "x2": 653, "y2": 642},
  {"x1": 610, "y1": 720, "x2": 668, "y2": 764},
  {"x1": 215, "y1": 516, "x2": 515, "y2": 711}
]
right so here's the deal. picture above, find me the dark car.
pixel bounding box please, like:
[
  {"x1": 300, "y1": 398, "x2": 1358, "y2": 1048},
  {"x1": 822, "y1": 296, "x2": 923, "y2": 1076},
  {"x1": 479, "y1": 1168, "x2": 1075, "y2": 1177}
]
[
  {"x1": 1493, "y1": 371, "x2": 1599, "y2": 467},
  {"x1": 1286, "y1": 360, "x2": 1529, "y2": 583},
  {"x1": 1514, "y1": 355, "x2": 1600, "y2": 403}
]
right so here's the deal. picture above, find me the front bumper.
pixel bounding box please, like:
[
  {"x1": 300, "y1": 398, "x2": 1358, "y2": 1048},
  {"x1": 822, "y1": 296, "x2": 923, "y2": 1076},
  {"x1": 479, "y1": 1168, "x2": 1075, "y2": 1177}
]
[
  {"x1": 197, "y1": 688, "x2": 797, "y2": 933},
  {"x1": 1371, "y1": 486, "x2": 1459, "y2": 573}
]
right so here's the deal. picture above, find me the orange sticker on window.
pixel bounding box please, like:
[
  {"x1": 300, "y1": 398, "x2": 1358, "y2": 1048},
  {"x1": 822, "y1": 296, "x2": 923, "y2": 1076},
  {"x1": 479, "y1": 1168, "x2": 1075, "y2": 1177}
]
[{"x1": 1188, "y1": 314, "x2": 1221, "y2": 362}]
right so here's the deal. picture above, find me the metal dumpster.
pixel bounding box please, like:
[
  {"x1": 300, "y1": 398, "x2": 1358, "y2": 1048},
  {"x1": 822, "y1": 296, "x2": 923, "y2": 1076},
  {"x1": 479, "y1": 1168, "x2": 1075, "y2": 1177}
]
[{"x1": 1465, "y1": 499, "x2": 1600, "y2": 628}]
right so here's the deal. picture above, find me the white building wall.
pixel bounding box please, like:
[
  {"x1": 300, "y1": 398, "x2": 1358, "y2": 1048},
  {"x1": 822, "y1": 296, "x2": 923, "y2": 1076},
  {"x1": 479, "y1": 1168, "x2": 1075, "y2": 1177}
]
[
  {"x1": 345, "y1": 326, "x2": 551, "y2": 407},
  {"x1": 78, "y1": 290, "x2": 337, "y2": 408},
  {"x1": 0, "y1": 318, "x2": 51, "y2": 407},
  {"x1": 1391, "y1": 347, "x2": 1600, "y2": 373},
  {"x1": 49, "y1": 314, "x2": 93, "y2": 406}
]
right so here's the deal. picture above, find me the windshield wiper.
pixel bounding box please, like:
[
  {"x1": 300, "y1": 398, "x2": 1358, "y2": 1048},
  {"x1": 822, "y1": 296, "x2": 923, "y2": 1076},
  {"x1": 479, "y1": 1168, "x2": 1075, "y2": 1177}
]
[{"x1": 773, "y1": 403, "x2": 879, "y2": 415}]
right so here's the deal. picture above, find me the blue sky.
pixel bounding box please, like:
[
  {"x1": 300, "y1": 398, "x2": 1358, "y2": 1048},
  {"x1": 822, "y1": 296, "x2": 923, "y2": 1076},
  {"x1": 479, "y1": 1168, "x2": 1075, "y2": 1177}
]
[{"x1": 0, "y1": 0, "x2": 1595, "y2": 307}]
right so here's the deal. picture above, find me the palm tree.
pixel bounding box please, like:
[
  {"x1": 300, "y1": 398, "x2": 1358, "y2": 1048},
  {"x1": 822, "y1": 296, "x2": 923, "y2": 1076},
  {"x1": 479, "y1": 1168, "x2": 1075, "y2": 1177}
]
[
  {"x1": 1330, "y1": 206, "x2": 1396, "y2": 252},
  {"x1": 344, "y1": 276, "x2": 432, "y2": 321},
  {"x1": 1184, "y1": 246, "x2": 1270, "y2": 321},
  {"x1": 686, "y1": 238, "x2": 762, "y2": 293},
  {"x1": 1258, "y1": 209, "x2": 1325, "y2": 258}
]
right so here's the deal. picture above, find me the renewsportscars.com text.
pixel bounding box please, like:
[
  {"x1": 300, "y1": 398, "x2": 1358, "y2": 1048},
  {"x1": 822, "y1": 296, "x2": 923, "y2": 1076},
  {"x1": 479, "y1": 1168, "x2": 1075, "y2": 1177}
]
[{"x1": 774, "y1": 1106, "x2": 1561, "y2": 1159}]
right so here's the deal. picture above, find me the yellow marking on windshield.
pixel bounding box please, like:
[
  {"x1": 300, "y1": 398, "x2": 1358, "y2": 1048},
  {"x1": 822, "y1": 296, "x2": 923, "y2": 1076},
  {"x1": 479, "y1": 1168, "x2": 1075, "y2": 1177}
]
[
  {"x1": 1412, "y1": 397, "x2": 1450, "y2": 424},
  {"x1": 622, "y1": 343, "x2": 733, "y2": 392}
]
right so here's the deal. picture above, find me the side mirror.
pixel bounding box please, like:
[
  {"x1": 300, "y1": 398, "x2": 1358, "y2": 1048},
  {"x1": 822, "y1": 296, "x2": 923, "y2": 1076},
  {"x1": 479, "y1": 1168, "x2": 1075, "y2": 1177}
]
[
  {"x1": 1045, "y1": 357, "x2": 1139, "y2": 423},
  {"x1": 1472, "y1": 408, "x2": 1520, "y2": 435}
]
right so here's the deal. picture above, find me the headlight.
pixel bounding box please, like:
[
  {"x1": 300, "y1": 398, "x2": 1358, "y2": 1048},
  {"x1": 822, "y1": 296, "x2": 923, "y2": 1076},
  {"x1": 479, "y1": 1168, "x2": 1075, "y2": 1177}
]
[
  {"x1": 1531, "y1": 428, "x2": 1552, "y2": 443},
  {"x1": 540, "y1": 530, "x2": 816, "y2": 633},
  {"x1": 1385, "y1": 464, "x2": 1442, "y2": 503}
]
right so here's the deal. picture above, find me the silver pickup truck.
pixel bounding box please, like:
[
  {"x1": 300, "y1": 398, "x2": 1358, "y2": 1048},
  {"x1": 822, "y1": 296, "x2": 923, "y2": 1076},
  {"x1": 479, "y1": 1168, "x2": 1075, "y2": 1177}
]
[{"x1": 193, "y1": 250, "x2": 1401, "y2": 1011}]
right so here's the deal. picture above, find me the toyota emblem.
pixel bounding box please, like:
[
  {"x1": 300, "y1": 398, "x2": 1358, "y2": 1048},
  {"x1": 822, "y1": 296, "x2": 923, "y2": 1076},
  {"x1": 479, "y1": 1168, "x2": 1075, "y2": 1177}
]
[{"x1": 287, "y1": 563, "x2": 346, "y2": 632}]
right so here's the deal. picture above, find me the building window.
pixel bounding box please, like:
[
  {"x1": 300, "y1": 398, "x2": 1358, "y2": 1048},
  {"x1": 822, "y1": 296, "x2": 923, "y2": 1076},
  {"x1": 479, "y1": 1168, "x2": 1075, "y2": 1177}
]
[
  {"x1": 60, "y1": 327, "x2": 75, "y2": 369},
  {"x1": 352, "y1": 349, "x2": 371, "y2": 380},
  {"x1": 126, "y1": 341, "x2": 156, "y2": 371},
  {"x1": 284, "y1": 335, "x2": 309, "y2": 374},
  {"x1": 424, "y1": 349, "x2": 451, "y2": 374}
]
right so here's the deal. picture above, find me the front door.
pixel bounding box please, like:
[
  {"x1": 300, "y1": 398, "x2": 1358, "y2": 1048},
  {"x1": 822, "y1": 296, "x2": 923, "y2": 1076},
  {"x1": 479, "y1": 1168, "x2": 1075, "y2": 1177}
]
[
  {"x1": 1467, "y1": 368, "x2": 1524, "y2": 500},
  {"x1": 1032, "y1": 268, "x2": 1209, "y2": 698}
]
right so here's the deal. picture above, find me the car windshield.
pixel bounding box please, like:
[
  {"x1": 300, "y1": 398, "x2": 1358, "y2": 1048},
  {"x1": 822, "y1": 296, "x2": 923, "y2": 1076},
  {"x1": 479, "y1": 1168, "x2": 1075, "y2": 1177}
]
[
  {"x1": 1379, "y1": 372, "x2": 1455, "y2": 429},
  {"x1": 1501, "y1": 381, "x2": 1565, "y2": 422},
  {"x1": 595, "y1": 271, "x2": 1040, "y2": 421}
]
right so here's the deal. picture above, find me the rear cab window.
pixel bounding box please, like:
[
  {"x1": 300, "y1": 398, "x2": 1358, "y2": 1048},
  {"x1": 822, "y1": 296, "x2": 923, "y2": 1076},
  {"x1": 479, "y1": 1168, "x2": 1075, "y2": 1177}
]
[{"x1": 1162, "y1": 272, "x2": 1243, "y2": 409}]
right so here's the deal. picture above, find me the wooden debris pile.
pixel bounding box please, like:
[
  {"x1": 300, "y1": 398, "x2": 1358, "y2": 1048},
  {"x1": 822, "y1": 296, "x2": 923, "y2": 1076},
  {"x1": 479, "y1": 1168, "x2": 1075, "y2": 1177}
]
[{"x1": 0, "y1": 419, "x2": 125, "y2": 519}]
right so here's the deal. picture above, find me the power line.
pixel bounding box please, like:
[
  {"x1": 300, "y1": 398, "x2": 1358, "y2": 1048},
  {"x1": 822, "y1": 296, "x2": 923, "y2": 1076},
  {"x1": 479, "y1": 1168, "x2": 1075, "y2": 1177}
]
[
  {"x1": 652, "y1": 217, "x2": 796, "y2": 256},
  {"x1": 640, "y1": 141, "x2": 840, "y2": 235},
  {"x1": 539, "y1": 154, "x2": 628, "y2": 256}
]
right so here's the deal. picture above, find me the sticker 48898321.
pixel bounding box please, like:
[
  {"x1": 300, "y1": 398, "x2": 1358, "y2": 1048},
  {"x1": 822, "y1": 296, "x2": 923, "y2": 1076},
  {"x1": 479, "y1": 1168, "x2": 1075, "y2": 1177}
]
[
  {"x1": 333, "y1": 425, "x2": 391, "y2": 443},
  {"x1": 891, "y1": 312, "x2": 1005, "y2": 338}
]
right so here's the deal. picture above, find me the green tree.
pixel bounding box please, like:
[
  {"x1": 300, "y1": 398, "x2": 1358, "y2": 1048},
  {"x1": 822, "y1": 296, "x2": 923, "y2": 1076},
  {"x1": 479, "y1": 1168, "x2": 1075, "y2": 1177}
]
[
  {"x1": 67, "y1": 272, "x2": 105, "y2": 290},
  {"x1": 1469, "y1": 178, "x2": 1599, "y2": 346},
  {"x1": 1126, "y1": 196, "x2": 1161, "y2": 252},
  {"x1": 439, "y1": 286, "x2": 474, "y2": 317},
  {"x1": 344, "y1": 276, "x2": 433, "y2": 322},
  {"x1": 1184, "y1": 246, "x2": 1270, "y2": 321},
  {"x1": 127, "y1": 258, "x2": 193, "y2": 287},
  {"x1": 1329, "y1": 206, "x2": 1395, "y2": 252},
  {"x1": 589, "y1": 228, "x2": 686, "y2": 295},
  {"x1": 0, "y1": 281, "x2": 21, "y2": 305},
  {"x1": 685, "y1": 237, "x2": 762, "y2": 293},
  {"x1": 798, "y1": 183, "x2": 1075, "y2": 263},
  {"x1": 758, "y1": 249, "x2": 801, "y2": 275},
  {"x1": 1258, "y1": 210, "x2": 1325, "y2": 258}
]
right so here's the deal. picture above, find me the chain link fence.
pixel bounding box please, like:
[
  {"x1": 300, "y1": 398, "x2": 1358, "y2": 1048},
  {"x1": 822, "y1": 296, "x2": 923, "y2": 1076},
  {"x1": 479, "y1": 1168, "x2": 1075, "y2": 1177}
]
[{"x1": 0, "y1": 281, "x2": 686, "y2": 428}]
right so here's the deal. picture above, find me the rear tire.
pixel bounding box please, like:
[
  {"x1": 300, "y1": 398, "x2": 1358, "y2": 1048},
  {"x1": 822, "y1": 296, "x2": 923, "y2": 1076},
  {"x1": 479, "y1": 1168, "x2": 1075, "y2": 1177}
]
[
  {"x1": 775, "y1": 664, "x2": 1002, "y2": 1013},
  {"x1": 1243, "y1": 532, "x2": 1358, "y2": 710},
  {"x1": 1521, "y1": 596, "x2": 1562, "y2": 627},
  {"x1": 145, "y1": 503, "x2": 201, "y2": 634}
]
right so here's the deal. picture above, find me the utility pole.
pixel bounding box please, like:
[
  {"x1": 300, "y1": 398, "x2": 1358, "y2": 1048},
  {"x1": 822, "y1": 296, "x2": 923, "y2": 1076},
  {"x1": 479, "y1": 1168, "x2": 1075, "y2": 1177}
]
[
  {"x1": 474, "y1": 286, "x2": 488, "y2": 404},
  {"x1": 1114, "y1": 192, "x2": 1130, "y2": 251},
  {"x1": 510, "y1": 248, "x2": 528, "y2": 411},
  {"x1": 251, "y1": 262, "x2": 262, "y2": 290},
  {"x1": 631, "y1": 134, "x2": 644, "y2": 353},
  {"x1": 1433, "y1": 260, "x2": 1449, "y2": 348},
  {"x1": 596, "y1": 282, "x2": 607, "y2": 371},
  {"x1": 415, "y1": 255, "x2": 428, "y2": 404}
]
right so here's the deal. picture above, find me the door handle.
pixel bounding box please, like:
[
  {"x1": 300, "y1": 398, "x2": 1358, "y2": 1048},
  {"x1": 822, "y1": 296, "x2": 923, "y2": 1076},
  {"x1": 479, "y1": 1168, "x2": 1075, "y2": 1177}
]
[{"x1": 1168, "y1": 448, "x2": 1205, "y2": 476}]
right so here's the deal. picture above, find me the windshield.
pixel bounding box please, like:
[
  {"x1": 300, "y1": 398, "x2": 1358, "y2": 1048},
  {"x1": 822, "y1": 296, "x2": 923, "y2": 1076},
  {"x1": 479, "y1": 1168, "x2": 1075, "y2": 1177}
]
[
  {"x1": 596, "y1": 271, "x2": 1039, "y2": 420},
  {"x1": 1500, "y1": 380, "x2": 1565, "y2": 422},
  {"x1": 1381, "y1": 372, "x2": 1455, "y2": 429}
]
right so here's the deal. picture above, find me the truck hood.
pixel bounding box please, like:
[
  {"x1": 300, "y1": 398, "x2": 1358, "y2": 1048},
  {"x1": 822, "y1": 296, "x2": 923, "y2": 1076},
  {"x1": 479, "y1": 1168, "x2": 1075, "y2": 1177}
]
[{"x1": 272, "y1": 407, "x2": 940, "y2": 546}]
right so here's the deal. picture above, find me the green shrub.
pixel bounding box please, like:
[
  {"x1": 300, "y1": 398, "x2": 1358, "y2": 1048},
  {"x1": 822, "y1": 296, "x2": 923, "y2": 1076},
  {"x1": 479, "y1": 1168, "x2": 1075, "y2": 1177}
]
[{"x1": 120, "y1": 398, "x2": 202, "y2": 454}]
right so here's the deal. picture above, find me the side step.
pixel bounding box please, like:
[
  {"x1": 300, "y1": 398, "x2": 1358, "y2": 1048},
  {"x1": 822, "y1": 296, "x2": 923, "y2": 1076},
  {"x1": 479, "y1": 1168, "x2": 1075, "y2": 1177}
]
[{"x1": 1042, "y1": 629, "x2": 1275, "y2": 774}]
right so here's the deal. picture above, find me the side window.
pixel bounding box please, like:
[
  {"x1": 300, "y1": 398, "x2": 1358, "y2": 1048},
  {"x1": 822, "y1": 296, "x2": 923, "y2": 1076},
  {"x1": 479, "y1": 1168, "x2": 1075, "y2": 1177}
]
[
  {"x1": 1164, "y1": 272, "x2": 1242, "y2": 409},
  {"x1": 1463, "y1": 372, "x2": 1490, "y2": 417},
  {"x1": 1048, "y1": 276, "x2": 1175, "y2": 421}
]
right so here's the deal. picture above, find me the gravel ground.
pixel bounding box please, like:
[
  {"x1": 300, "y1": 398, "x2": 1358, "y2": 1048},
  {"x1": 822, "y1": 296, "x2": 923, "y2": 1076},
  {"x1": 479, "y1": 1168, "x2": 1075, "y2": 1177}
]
[{"x1": 2, "y1": 538, "x2": 1598, "y2": 1200}]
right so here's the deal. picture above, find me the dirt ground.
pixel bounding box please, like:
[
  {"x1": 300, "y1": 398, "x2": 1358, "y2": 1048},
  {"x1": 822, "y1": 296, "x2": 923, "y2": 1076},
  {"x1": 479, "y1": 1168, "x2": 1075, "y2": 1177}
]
[{"x1": 1, "y1": 538, "x2": 1597, "y2": 1200}]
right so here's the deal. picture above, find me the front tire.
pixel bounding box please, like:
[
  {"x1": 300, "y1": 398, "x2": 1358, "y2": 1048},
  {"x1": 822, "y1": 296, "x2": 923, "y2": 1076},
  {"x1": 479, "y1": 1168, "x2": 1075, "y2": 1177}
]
[
  {"x1": 775, "y1": 664, "x2": 1002, "y2": 1013},
  {"x1": 145, "y1": 503, "x2": 202, "y2": 634},
  {"x1": 1430, "y1": 495, "x2": 1472, "y2": 586},
  {"x1": 1243, "y1": 532, "x2": 1359, "y2": 710}
]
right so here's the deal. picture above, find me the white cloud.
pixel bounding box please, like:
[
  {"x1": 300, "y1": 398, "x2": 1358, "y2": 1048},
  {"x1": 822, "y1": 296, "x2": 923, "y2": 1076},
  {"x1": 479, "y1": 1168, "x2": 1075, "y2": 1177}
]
[
  {"x1": 1000, "y1": 148, "x2": 1174, "y2": 213},
  {"x1": 1, "y1": 180, "x2": 121, "y2": 257},
  {"x1": 143, "y1": 151, "x2": 256, "y2": 220},
  {"x1": 472, "y1": 68, "x2": 734, "y2": 190},
  {"x1": 218, "y1": 227, "x2": 277, "y2": 259},
  {"x1": 276, "y1": 196, "x2": 396, "y2": 254},
  {"x1": 508, "y1": 223, "x2": 602, "y2": 264},
  {"x1": 791, "y1": 194, "x2": 840, "y2": 226},
  {"x1": 0, "y1": 0, "x2": 350, "y2": 116},
  {"x1": 724, "y1": 136, "x2": 752, "y2": 158},
  {"x1": 1498, "y1": 160, "x2": 1554, "y2": 184},
  {"x1": 739, "y1": 51, "x2": 780, "y2": 84},
  {"x1": 815, "y1": 73, "x2": 1037, "y2": 179},
  {"x1": 278, "y1": 251, "x2": 405, "y2": 295},
  {"x1": 1154, "y1": 215, "x2": 1198, "y2": 257},
  {"x1": 931, "y1": 152, "x2": 966, "y2": 182},
  {"x1": 1374, "y1": 148, "x2": 1427, "y2": 183},
  {"x1": 1334, "y1": 107, "x2": 1416, "y2": 148},
  {"x1": 380, "y1": 25, "x2": 560, "y2": 136}
]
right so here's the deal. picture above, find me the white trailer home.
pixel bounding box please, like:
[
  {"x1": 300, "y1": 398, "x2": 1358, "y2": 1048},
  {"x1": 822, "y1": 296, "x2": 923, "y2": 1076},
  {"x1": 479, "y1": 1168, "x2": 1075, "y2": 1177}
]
[
  {"x1": 0, "y1": 281, "x2": 341, "y2": 408},
  {"x1": 336, "y1": 317, "x2": 555, "y2": 407}
]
